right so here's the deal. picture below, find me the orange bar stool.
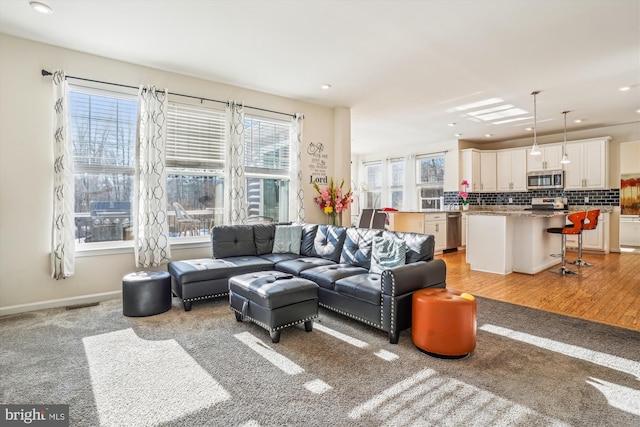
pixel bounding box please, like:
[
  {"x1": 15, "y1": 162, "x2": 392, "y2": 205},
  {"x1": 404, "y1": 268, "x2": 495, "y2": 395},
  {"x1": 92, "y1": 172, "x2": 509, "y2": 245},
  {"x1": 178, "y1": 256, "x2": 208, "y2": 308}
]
[
  {"x1": 412, "y1": 288, "x2": 477, "y2": 359},
  {"x1": 569, "y1": 209, "x2": 600, "y2": 267},
  {"x1": 546, "y1": 211, "x2": 586, "y2": 275}
]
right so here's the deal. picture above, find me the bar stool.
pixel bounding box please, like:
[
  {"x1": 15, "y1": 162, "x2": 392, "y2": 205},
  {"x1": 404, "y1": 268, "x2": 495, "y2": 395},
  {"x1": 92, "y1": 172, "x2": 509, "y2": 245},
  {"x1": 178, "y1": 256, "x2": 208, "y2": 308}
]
[
  {"x1": 546, "y1": 211, "x2": 586, "y2": 275},
  {"x1": 569, "y1": 209, "x2": 600, "y2": 267}
]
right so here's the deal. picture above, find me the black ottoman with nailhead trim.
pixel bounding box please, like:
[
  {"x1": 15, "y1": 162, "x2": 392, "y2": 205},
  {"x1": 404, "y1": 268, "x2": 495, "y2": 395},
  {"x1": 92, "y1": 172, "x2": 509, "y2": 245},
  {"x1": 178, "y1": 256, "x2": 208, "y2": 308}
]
[
  {"x1": 229, "y1": 271, "x2": 319, "y2": 343},
  {"x1": 122, "y1": 271, "x2": 172, "y2": 317}
]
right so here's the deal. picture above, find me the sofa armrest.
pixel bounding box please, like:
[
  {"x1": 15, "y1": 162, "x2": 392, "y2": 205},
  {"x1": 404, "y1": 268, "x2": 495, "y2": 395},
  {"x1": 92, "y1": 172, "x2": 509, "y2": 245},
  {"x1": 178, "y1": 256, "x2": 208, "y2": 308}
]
[{"x1": 381, "y1": 259, "x2": 446, "y2": 296}]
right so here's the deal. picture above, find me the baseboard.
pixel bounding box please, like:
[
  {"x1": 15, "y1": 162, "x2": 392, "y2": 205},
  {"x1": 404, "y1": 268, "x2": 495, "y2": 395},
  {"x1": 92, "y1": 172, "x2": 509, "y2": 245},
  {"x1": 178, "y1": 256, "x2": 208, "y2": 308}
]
[{"x1": 0, "y1": 291, "x2": 121, "y2": 317}]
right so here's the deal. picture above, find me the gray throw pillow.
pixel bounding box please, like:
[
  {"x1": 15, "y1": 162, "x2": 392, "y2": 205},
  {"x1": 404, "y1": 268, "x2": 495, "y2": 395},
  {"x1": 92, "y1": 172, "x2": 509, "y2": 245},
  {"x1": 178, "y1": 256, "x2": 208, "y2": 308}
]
[
  {"x1": 272, "y1": 225, "x2": 303, "y2": 254},
  {"x1": 369, "y1": 236, "x2": 407, "y2": 274}
]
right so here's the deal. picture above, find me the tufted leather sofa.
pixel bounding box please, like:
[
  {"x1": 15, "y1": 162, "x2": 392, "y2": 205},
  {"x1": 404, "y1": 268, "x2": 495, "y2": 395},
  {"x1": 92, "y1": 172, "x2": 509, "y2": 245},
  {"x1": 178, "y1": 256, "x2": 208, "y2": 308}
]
[{"x1": 168, "y1": 223, "x2": 446, "y2": 343}]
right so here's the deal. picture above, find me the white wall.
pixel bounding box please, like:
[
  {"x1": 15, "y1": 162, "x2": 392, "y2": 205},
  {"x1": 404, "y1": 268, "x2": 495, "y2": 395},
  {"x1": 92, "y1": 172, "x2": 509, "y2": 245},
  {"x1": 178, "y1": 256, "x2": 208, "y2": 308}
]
[{"x1": 0, "y1": 34, "x2": 345, "y2": 314}]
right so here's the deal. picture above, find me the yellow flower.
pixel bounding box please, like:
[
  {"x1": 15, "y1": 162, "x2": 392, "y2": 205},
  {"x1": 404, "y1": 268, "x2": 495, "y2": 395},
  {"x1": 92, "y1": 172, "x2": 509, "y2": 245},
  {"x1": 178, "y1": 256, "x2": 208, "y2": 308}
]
[{"x1": 324, "y1": 206, "x2": 334, "y2": 214}]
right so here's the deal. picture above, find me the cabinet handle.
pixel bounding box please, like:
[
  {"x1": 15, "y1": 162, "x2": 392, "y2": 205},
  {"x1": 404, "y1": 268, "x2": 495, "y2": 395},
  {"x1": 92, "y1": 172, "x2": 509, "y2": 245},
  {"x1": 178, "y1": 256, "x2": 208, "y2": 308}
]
[{"x1": 436, "y1": 224, "x2": 439, "y2": 233}]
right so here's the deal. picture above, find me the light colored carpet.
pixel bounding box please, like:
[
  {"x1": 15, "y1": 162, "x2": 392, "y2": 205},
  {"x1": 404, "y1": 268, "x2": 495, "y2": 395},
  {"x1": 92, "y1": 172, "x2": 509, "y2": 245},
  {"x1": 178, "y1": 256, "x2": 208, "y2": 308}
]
[{"x1": 1, "y1": 295, "x2": 639, "y2": 426}]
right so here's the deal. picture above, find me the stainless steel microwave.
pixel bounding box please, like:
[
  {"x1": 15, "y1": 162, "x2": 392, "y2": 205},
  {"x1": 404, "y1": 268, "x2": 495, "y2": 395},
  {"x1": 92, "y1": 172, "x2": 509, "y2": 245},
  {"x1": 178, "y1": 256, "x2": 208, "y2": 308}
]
[{"x1": 526, "y1": 170, "x2": 564, "y2": 190}]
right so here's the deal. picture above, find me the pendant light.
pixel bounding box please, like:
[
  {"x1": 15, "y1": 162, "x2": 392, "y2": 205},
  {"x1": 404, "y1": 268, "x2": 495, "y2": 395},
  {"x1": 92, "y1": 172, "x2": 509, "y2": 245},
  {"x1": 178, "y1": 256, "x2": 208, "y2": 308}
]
[
  {"x1": 560, "y1": 111, "x2": 571, "y2": 164},
  {"x1": 529, "y1": 91, "x2": 541, "y2": 156}
]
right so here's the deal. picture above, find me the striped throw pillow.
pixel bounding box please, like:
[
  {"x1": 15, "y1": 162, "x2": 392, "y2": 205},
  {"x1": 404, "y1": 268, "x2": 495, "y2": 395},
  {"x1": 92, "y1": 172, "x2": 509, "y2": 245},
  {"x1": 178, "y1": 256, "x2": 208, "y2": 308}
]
[{"x1": 369, "y1": 236, "x2": 407, "y2": 274}]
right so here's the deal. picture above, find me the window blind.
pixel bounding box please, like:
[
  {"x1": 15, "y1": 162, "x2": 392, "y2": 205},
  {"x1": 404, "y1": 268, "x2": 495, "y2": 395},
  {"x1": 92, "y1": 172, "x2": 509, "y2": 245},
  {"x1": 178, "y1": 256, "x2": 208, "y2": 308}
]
[
  {"x1": 243, "y1": 114, "x2": 290, "y2": 172},
  {"x1": 166, "y1": 103, "x2": 226, "y2": 169},
  {"x1": 68, "y1": 90, "x2": 137, "y2": 171}
]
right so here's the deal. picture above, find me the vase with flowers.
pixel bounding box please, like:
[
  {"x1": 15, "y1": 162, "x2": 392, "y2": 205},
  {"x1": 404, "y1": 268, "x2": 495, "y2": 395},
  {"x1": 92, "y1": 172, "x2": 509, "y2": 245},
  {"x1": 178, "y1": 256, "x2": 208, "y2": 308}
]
[
  {"x1": 313, "y1": 177, "x2": 353, "y2": 226},
  {"x1": 459, "y1": 179, "x2": 470, "y2": 210}
]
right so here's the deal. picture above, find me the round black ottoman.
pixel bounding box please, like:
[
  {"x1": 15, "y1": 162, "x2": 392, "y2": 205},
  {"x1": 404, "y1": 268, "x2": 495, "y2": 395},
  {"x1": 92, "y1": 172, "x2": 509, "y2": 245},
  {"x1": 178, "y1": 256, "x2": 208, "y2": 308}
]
[{"x1": 122, "y1": 271, "x2": 172, "y2": 317}]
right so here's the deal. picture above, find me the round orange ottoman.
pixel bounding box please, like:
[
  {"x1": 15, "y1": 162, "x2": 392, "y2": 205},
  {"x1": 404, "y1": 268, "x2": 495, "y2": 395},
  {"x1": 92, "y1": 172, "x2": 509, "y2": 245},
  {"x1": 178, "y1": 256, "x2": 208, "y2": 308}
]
[{"x1": 412, "y1": 288, "x2": 477, "y2": 358}]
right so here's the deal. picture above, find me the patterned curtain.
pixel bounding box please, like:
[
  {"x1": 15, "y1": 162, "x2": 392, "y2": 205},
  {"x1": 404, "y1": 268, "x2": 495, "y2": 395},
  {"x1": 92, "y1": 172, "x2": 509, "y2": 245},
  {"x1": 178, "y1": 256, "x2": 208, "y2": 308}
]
[
  {"x1": 403, "y1": 154, "x2": 416, "y2": 211},
  {"x1": 51, "y1": 70, "x2": 75, "y2": 279},
  {"x1": 289, "y1": 114, "x2": 305, "y2": 222},
  {"x1": 224, "y1": 102, "x2": 247, "y2": 225},
  {"x1": 134, "y1": 86, "x2": 171, "y2": 268}
]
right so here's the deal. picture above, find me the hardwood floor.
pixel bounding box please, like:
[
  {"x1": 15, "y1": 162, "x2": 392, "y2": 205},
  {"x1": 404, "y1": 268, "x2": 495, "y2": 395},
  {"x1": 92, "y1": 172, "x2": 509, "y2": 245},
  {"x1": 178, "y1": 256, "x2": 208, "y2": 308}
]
[{"x1": 436, "y1": 249, "x2": 640, "y2": 332}]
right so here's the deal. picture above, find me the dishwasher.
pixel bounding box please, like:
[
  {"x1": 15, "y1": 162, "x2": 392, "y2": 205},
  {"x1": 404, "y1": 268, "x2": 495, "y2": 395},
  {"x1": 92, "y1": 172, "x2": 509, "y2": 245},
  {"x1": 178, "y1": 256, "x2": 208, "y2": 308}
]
[{"x1": 445, "y1": 212, "x2": 462, "y2": 252}]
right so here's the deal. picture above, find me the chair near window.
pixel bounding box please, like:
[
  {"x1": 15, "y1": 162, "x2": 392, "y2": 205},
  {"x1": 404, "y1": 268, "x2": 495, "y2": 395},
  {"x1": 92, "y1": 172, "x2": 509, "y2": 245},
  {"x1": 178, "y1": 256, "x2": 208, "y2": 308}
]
[
  {"x1": 173, "y1": 202, "x2": 201, "y2": 236},
  {"x1": 357, "y1": 209, "x2": 374, "y2": 228},
  {"x1": 371, "y1": 211, "x2": 387, "y2": 229}
]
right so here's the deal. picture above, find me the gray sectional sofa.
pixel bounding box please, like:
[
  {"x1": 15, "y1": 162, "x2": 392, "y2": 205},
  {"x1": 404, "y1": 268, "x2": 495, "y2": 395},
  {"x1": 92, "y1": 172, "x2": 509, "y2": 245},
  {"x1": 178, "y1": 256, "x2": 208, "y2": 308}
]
[{"x1": 168, "y1": 223, "x2": 447, "y2": 343}]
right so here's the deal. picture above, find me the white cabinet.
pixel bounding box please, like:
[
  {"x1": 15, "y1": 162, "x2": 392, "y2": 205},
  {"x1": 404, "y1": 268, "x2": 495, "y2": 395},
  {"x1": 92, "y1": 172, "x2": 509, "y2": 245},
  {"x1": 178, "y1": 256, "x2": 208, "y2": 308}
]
[
  {"x1": 566, "y1": 212, "x2": 609, "y2": 253},
  {"x1": 424, "y1": 213, "x2": 446, "y2": 254},
  {"x1": 564, "y1": 138, "x2": 609, "y2": 190},
  {"x1": 460, "y1": 149, "x2": 495, "y2": 192},
  {"x1": 460, "y1": 149, "x2": 482, "y2": 192},
  {"x1": 480, "y1": 151, "x2": 497, "y2": 192},
  {"x1": 527, "y1": 144, "x2": 563, "y2": 172},
  {"x1": 620, "y1": 216, "x2": 640, "y2": 246},
  {"x1": 497, "y1": 148, "x2": 527, "y2": 192}
]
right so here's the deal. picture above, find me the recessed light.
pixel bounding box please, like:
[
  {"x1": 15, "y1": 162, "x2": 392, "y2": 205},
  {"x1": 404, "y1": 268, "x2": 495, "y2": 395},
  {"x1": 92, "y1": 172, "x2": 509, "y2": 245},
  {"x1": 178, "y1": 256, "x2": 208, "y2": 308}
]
[
  {"x1": 454, "y1": 133, "x2": 463, "y2": 137},
  {"x1": 448, "y1": 123, "x2": 456, "y2": 127},
  {"x1": 485, "y1": 134, "x2": 493, "y2": 138},
  {"x1": 636, "y1": 109, "x2": 640, "y2": 114},
  {"x1": 574, "y1": 119, "x2": 583, "y2": 123},
  {"x1": 30, "y1": 1, "x2": 52, "y2": 14},
  {"x1": 525, "y1": 127, "x2": 533, "y2": 131},
  {"x1": 321, "y1": 84, "x2": 331, "y2": 90},
  {"x1": 618, "y1": 86, "x2": 631, "y2": 91}
]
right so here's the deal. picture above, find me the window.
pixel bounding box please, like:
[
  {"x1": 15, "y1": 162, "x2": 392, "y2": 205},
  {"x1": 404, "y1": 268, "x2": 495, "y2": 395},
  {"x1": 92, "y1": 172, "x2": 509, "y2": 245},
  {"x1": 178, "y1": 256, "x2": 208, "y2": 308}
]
[
  {"x1": 69, "y1": 87, "x2": 294, "y2": 244},
  {"x1": 363, "y1": 162, "x2": 382, "y2": 209},
  {"x1": 243, "y1": 114, "x2": 290, "y2": 222},
  {"x1": 69, "y1": 86, "x2": 138, "y2": 244},
  {"x1": 417, "y1": 154, "x2": 445, "y2": 210},
  {"x1": 166, "y1": 102, "x2": 226, "y2": 236},
  {"x1": 389, "y1": 158, "x2": 404, "y2": 209}
]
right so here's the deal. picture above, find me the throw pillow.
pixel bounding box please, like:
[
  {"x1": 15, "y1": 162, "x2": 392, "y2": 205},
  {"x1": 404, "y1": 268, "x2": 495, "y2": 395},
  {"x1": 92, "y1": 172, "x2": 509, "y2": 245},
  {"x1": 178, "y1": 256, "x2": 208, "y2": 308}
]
[
  {"x1": 272, "y1": 225, "x2": 303, "y2": 254},
  {"x1": 369, "y1": 236, "x2": 407, "y2": 274}
]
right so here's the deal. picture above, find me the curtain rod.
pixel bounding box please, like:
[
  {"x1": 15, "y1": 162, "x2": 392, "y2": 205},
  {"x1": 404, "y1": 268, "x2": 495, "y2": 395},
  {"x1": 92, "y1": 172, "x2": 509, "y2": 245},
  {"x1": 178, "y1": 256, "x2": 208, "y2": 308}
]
[{"x1": 41, "y1": 69, "x2": 300, "y2": 119}]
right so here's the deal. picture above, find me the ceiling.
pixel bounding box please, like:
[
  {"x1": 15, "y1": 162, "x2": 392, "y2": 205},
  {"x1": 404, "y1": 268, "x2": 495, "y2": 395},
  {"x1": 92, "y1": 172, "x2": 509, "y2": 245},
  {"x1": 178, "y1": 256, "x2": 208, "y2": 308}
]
[{"x1": 1, "y1": 0, "x2": 639, "y2": 155}]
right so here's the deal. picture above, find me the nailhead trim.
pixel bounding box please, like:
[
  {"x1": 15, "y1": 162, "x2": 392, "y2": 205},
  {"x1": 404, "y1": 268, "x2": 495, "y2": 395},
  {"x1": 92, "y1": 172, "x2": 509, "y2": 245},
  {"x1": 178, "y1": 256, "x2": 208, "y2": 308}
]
[
  {"x1": 318, "y1": 302, "x2": 384, "y2": 331},
  {"x1": 382, "y1": 270, "x2": 396, "y2": 335},
  {"x1": 230, "y1": 307, "x2": 318, "y2": 332},
  {"x1": 183, "y1": 292, "x2": 229, "y2": 303}
]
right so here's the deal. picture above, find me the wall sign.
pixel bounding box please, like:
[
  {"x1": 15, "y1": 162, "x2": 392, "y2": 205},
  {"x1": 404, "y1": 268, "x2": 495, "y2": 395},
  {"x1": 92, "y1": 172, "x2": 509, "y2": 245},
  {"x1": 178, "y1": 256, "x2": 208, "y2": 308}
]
[{"x1": 307, "y1": 142, "x2": 328, "y2": 184}]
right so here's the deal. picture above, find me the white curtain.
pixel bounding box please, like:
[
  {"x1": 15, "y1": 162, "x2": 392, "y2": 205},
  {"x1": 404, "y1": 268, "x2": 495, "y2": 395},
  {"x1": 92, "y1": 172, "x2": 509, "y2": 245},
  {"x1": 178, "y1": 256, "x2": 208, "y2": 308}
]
[
  {"x1": 403, "y1": 154, "x2": 417, "y2": 211},
  {"x1": 380, "y1": 158, "x2": 390, "y2": 208},
  {"x1": 134, "y1": 86, "x2": 171, "y2": 268},
  {"x1": 289, "y1": 114, "x2": 305, "y2": 222},
  {"x1": 51, "y1": 70, "x2": 75, "y2": 279},
  {"x1": 224, "y1": 102, "x2": 247, "y2": 225}
]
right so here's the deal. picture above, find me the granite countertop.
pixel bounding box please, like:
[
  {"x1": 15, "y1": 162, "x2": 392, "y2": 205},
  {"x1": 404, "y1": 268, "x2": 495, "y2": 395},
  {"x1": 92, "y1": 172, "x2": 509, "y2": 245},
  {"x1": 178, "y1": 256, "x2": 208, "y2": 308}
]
[
  {"x1": 390, "y1": 205, "x2": 613, "y2": 216},
  {"x1": 464, "y1": 210, "x2": 568, "y2": 218}
]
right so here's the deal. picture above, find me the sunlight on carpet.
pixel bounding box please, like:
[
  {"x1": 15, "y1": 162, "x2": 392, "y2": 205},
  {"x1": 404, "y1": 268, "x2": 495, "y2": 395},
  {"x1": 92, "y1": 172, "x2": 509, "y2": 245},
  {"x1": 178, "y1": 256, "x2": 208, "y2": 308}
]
[
  {"x1": 480, "y1": 324, "x2": 640, "y2": 417},
  {"x1": 586, "y1": 378, "x2": 640, "y2": 416},
  {"x1": 479, "y1": 324, "x2": 640, "y2": 379},
  {"x1": 234, "y1": 331, "x2": 304, "y2": 375},
  {"x1": 82, "y1": 328, "x2": 230, "y2": 426},
  {"x1": 314, "y1": 323, "x2": 369, "y2": 348},
  {"x1": 348, "y1": 368, "x2": 570, "y2": 426}
]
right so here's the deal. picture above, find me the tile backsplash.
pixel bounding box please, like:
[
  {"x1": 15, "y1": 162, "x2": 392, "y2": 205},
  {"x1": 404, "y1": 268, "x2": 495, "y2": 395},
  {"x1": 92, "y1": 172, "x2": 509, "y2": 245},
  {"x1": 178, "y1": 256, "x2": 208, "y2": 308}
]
[{"x1": 445, "y1": 189, "x2": 620, "y2": 207}]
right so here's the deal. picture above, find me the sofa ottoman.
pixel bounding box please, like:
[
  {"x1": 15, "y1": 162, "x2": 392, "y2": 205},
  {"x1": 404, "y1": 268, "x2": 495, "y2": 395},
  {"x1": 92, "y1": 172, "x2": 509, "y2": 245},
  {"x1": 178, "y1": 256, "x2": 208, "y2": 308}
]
[
  {"x1": 412, "y1": 288, "x2": 477, "y2": 358},
  {"x1": 229, "y1": 271, "x2": 319, "y2": 343},
  {"x1": 122, "y1": 271, "x2": 172, "y2": 317}
]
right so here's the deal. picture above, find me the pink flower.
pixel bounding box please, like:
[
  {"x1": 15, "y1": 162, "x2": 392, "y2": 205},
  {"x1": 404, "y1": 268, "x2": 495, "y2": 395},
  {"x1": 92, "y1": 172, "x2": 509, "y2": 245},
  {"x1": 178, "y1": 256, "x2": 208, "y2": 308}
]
[
  {"x1": 313, "y1": 177, "x2": 353, "y2": 218},
  {"x1": 461, "y1": 180, "x2": 469, "y2": 188}
]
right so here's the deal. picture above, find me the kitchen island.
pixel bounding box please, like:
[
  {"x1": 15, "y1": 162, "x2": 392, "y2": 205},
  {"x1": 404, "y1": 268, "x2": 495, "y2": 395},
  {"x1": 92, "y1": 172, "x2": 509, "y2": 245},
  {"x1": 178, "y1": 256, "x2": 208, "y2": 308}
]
[{"x1": 466, "y1": 210, "x2": 567, "y2": 275}]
